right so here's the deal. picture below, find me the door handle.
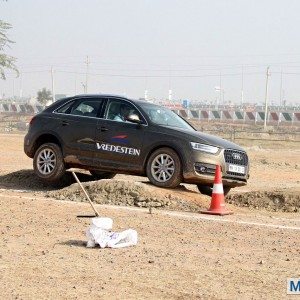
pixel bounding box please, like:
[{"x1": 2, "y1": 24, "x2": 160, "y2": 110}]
[
  {"x1": 61, "y1": 121, "x2": 69, "y2": 126},
  {"x1": 100, "y1": 126, "x2": 108, "y2": 132}
]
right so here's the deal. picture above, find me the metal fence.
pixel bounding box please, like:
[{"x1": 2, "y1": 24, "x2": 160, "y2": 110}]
[{"x1": 201, "y1": 128, "x2": 300, "y2": 144}]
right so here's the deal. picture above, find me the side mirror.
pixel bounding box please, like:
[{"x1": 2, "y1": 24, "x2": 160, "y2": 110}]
[{"x1": 126, "y1": 113, "x2": 142, "y2": 124}]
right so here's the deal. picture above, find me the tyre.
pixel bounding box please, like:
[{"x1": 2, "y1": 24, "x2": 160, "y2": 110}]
[
  {"x1": 197, "y1": 184, "x2": 231, "y2": 196},
  {"x1": 33, "y1": 143, "x2": 65, "y2": 183},
  {"x1": 89, "y1": 170, "x2": 116, "y2": 180},
  {"x1": 146, "y1": 147, "x2": 182, "y2": 188}
]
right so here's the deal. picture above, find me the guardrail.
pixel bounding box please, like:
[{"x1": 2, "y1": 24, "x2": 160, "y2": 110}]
[
  {"x1": 171, "y1": 109, "x2": 300, "y2": 126},
  {"x1": 201, "y1": 128, "x2": 300, "y2": 143}
]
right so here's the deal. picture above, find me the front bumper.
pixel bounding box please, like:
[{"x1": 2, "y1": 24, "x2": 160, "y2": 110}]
[{"x1": 183, "y1": 148, "x2": 249, "y2": 187}]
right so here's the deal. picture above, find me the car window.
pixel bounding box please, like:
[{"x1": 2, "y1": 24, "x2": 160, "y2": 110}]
[
  {"x1": 56, "y1": 100, "x2": 75, "y2": 114},
  {"x1": 105, "y1": 99, "x2": 144, "y2": 123},
  {"x1": 69, "y1": 99, "x2": 103, "y2": 118},
  {"x1": 139, "y1": 102, "x2": 195, "y2": 131}
]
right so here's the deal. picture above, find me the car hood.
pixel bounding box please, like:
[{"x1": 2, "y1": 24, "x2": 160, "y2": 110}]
[
  {"x1": 190, "y1": 131, "x2": 245, "y2": 151},
  {"x1": 160, "y1": 126, "x2": 245, "y2": 151}
]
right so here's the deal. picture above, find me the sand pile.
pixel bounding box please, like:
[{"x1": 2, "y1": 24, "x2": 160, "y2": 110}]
[
  {"x1": 227, "y1": 189, "x2": 300, "y2": 212},
  {"x1": 46, "y1": 179, "x2": 201, "y2": 212}
]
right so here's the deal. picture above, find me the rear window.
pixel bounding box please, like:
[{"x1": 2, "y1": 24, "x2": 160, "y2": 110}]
[{"x1": 70, "y1": 100, "x2": 102, "y2": 117}]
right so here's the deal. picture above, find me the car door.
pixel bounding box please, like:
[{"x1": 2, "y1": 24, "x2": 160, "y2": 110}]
[
  {"x1": 53, "y1": 96, "x2": 106, "y2": 166},
  {"x1": 94, "y1": 98, "x2": 146, "y2": 172}
]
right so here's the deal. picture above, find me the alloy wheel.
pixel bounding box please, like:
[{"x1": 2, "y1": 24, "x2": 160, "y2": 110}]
[
  {"x1": 150, "y1": 153, "x2": 175, "y2": 182},
  {"x1": 37, "y1": 148, "x2": 57, "y2": 175}
]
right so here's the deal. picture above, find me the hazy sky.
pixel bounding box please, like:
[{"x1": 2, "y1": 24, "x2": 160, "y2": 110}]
[{"x1": 1, "y1": 0, "x2": 300, "y2": 104}]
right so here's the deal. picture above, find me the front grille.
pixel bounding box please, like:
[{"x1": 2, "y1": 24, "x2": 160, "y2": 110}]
[{"x1": 224, "y1": 149, "x2": 248, "y2": 166}]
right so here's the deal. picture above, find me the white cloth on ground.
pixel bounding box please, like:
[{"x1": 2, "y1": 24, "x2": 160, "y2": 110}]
[{"x1": 86, "y1": 217, "x2": 138, "y2": 249}]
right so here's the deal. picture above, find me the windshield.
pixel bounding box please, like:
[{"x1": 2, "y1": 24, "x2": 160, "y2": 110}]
[{"x1": 139, "y1": 103, "x2": 195, "y2": 131}]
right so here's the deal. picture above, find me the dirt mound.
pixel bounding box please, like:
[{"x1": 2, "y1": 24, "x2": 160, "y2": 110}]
[
  {"x1": 227, "y1": 189, "x2": 300, "y2": 212},
  {"x1": 46, "y1": 179, "x2": 201, "y2": 212},
  {"x1": 0, "y1": 170, "x2": 95, "y2": 191}
]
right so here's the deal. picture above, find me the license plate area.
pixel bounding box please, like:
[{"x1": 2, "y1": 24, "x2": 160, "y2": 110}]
[{"x1": 228, "y1": 164, "x2": 245, "y2": 174}]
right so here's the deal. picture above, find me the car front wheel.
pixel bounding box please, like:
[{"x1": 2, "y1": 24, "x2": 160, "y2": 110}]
[
  {"x1": 146, "y1": 147, "x2": 182, "y2": 188},
  {"x1": 33, "y1": 143, "x2": 65, "y2": 183}
]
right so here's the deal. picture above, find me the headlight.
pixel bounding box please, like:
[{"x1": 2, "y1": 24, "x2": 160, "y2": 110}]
[{"x1": 190, "y1": 142, "x2": 219, "y2": 154}]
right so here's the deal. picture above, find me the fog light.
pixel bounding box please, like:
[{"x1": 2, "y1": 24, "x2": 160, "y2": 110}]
[
  {"x1": 195, "y1": 163, "x2": 216, "y2": 175},
  {"x1": 199, "y1": 166, "x2": 207, "y2": 173}
]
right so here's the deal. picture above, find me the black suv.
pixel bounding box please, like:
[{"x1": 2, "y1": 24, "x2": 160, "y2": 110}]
[{"x1": 24, "y1": 94, "x2": 249, "y2": 195}]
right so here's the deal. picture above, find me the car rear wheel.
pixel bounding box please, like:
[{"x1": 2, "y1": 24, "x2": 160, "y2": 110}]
[
  {"x1": 197, "y1": 184, "x2": 231, "y2": 196},
  {"x1": 33, "y1": 143, "x2": 65, "y2": 182},
  {"x1": 146, "y1": 147, "x2": 182, "y2": 188},
  {"x1": 89, "y1": 170, "x2": 116, "y2": 180}
]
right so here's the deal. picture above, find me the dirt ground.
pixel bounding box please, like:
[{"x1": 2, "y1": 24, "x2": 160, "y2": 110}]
[{"x1": 0, "y1": 133, "x2": 300, "y2": 299}]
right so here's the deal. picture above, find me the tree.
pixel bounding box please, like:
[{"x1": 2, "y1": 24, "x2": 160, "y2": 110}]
[
  {"x1": 0, "y1": 20, "x2": 18, "y2": 80},
  {"x1": 37, "y1": 88, "x2": 52, "y2": 106}
]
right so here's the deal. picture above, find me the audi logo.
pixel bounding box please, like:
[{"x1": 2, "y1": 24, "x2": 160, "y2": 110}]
[{"x1": 232, "y1": 153, "x2": 242, "y2": 160}]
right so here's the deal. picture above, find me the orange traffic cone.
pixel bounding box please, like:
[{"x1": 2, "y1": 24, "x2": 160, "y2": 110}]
[{"x1": 200, "y1": 165, "x2": 233, "y2": 216}]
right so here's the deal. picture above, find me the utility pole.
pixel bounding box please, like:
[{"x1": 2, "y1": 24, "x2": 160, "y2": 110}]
[
  {"x1": 85, "y1": 56, "x2": 90, "y2": 94},
  {"x1": 263, "y1": 66, "x2": 270, "y2": 130},
  {"x1": 241, "y1": 66, "x2": 244, "y2": 106},
  {"x1": 12, "y1": 79, "x2": 15, "y2": 98},
  {"x1": 168, "y1": 89, "x2": 172, "y2": 101},
  {"x1": 144, "y1": 75, "x2": 148, "y2": 101},
  {"x1": 51, "y1": 67, "x2": 55, "y2": 103},
  {"x1": 19, "y1": 72, "x2": 23, "y2": 98},
  {"x1": 74, "y1": 74, "x2": 77, "y2": 95},
  {"x1": 219, "y1": 71, "x2": 222, "y2": 107},
  {"x1": 279, "y1": 69, "x2": 283, "y2": 106},
  {"x1": 81, "y1": 82, "x2": 86, "y2": 93},
  {"x1": 168, "y1": 65, "x2": 172, "y2": 102}
]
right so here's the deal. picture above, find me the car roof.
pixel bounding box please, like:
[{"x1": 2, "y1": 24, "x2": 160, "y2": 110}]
[
  {"x1": 45, "y1": 94, "x2": 155, "y2": 113},
  {"x1": 74, "y1": 93, "x2": 126, "y2": 98},
  {"x1": 72, "y1": 94, "x2": 151, "y2": 105}
]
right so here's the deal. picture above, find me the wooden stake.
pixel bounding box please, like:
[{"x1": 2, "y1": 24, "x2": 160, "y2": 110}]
[{"x1": 71, "y1": 171, "x2": 100, "y2": 217}]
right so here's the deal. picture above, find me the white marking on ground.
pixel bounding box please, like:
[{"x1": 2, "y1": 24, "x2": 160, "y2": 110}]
[
  {"x1": 270, "y1": 216, "x2": 300, "y2": 223},
  {"x1": 1, "y1": 192, "x2": 300, "y2": 231}
]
